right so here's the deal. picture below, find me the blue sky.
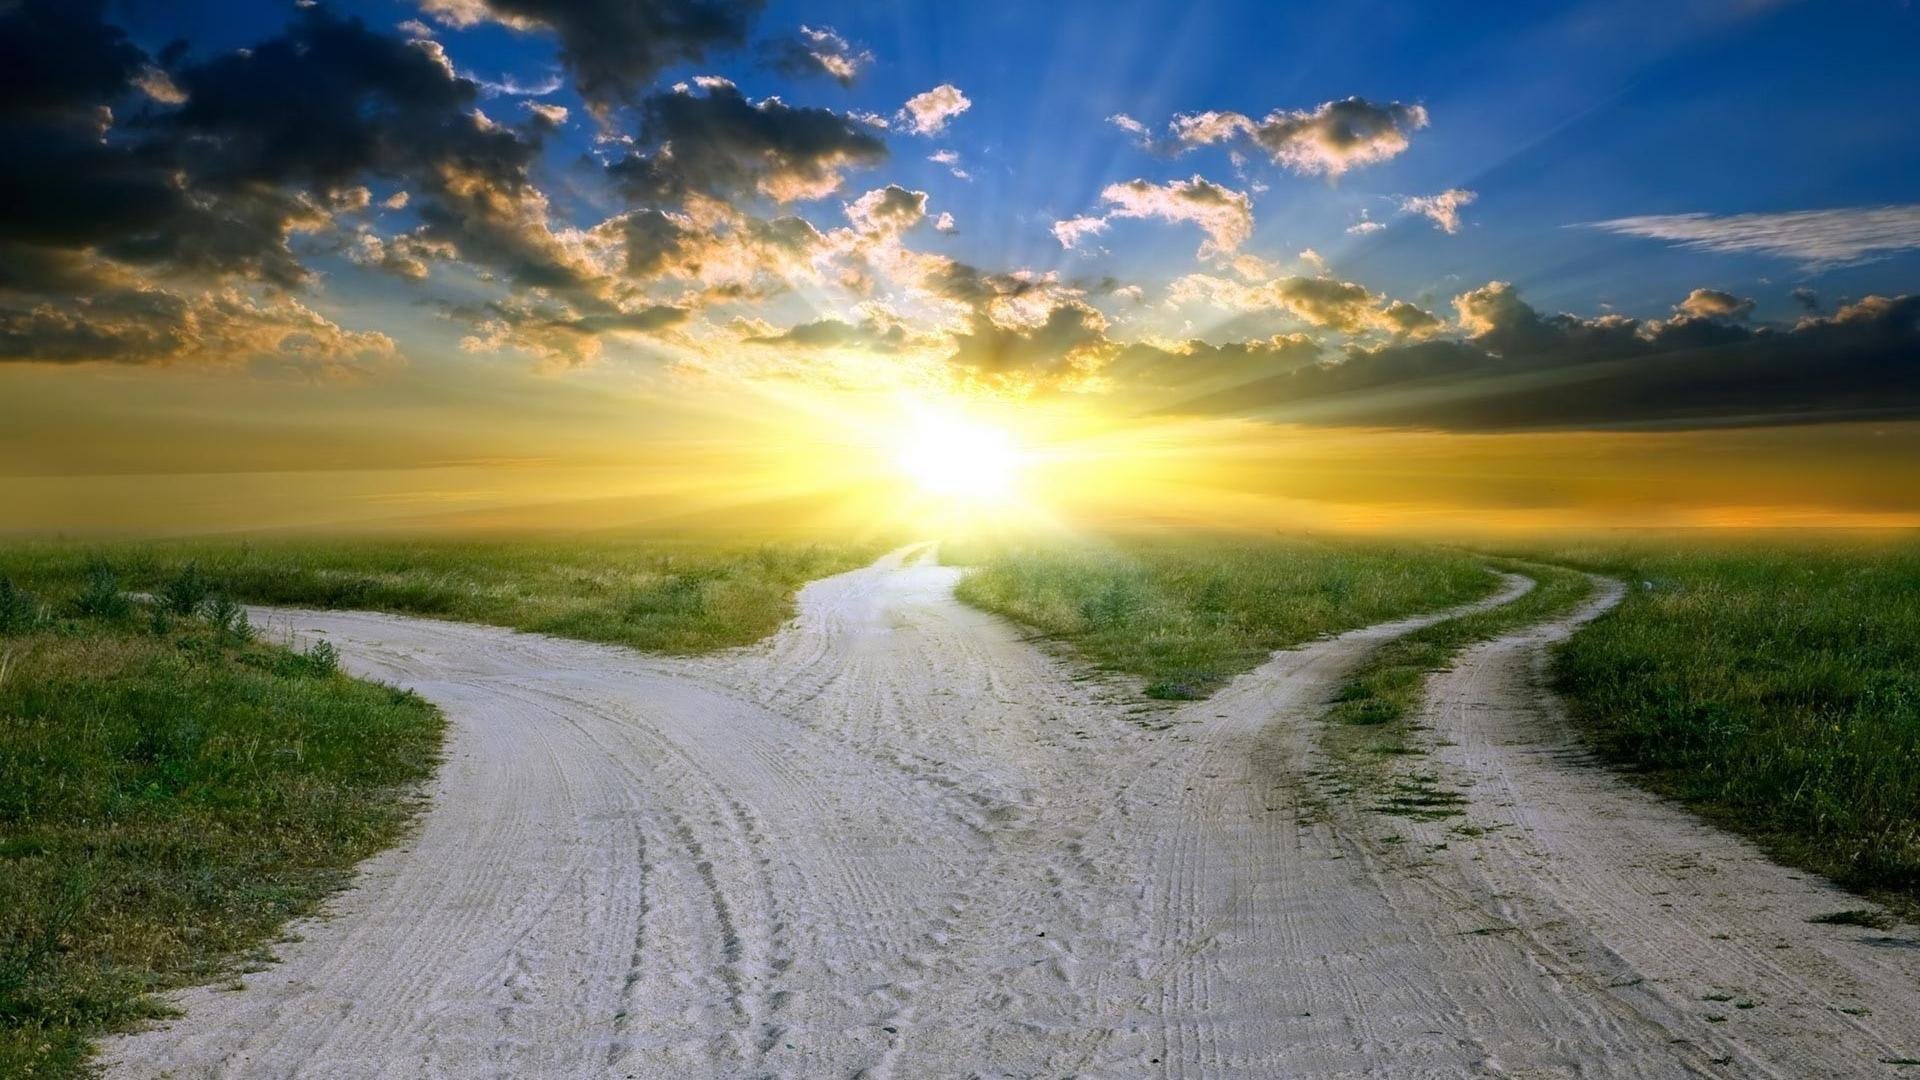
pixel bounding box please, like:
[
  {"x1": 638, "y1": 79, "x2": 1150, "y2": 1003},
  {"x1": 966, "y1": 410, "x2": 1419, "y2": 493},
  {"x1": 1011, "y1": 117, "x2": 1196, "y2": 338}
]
[{"x1": 105, "y1": 0, "x2": 1920, "y2": 329}]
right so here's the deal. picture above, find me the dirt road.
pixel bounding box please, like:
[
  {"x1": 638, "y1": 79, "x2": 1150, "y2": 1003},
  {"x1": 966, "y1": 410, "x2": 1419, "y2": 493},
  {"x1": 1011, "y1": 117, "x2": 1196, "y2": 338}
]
[{"x1": 106, "y1": 548, "x2": 1920, "y2": 1078}]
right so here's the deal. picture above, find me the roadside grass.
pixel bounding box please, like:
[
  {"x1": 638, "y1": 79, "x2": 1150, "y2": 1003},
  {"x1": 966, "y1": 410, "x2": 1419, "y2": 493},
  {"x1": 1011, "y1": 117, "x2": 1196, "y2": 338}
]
[
  {"x1": 0, "y1": 537, "x2": 887, "y2": 655},
  {"x1": 1315, "y1": 559, "x2": 1594, "y2": 820},
  {"x1": 1510, "y1": 536, "x2": 1920, "y2": 911},
  {"x1": 946, "y1": 533, "x2": 1495, "y2": 699},
  {"x1": 0, "y1": 563, "x2": 441, "y2": 1078},
  {"x1": 1328, "y1": 559, "x2": 1594, "y2": 728}
]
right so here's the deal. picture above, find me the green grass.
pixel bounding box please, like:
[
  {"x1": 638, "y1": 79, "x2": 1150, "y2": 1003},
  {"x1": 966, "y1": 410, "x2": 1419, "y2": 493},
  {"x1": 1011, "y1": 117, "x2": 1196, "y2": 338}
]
[
  {"x1": 0, "y1": 534, "x2": 881, "y2": 1076},
  {"x1": 947, "y1": 533, "x2": 1495, "y2": 699},
  {"x1": 0, "y1": 536, "x2": 887, "y2": 655},
  {"x1": 1328, "y1": 558, "x2": 1594, "y2": 728},
  {"x1": 1516, "y1": 536, "x2": 1920, "y2": 908},
  {"x1": 0, "y1": 565, "x2": 442, "y2": 1078}
]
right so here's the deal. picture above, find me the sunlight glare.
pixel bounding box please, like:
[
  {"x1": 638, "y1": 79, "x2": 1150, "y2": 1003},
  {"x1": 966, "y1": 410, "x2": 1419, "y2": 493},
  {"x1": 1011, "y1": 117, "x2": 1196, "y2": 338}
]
[{"x1": 894, "y1": 408, "x2": 1026, "y2": 504}]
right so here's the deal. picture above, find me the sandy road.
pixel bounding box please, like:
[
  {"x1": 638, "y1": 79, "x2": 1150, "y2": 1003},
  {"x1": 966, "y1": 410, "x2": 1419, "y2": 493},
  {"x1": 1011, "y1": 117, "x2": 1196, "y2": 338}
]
[{"x1": 106, "y1": 549, "x2": 1920, "y2": 1078}]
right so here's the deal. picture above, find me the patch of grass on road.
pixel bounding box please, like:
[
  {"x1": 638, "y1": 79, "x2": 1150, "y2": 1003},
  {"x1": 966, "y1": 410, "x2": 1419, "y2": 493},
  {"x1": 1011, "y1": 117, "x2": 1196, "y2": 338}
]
[
  {"x1": 1329, "y1": 559, "x2": 1594, "y2": 728},
  {"x1": 0, "y1": 537, "x2": 885, "y2": 655},
  {"x1": 948, "y1": 533, "x2": 1494, "y2": 699},
  {"x1": 0, "y1": 562, "x2": 441, "y2": 1079},
  {"x1": 1522, "y1": 536, "x2": 1920, "y2": 908}
]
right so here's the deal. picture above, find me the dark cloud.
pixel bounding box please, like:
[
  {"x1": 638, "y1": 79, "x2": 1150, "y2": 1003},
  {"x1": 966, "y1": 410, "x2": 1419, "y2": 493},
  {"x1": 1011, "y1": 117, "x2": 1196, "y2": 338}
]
[
  {"x1": 1149, "y1": 284, "x2": 1920, "y2": 431},
  {"x1": 0, "y1": 2, "x2": 673, "y2": 369},
  {"x1": 760, "y1": 24, "x2": 870, "y2": 86},
  {"x1": 1110, "y1": 334, "x2": 1321, "y2": 393},
  {"x1": 947, "y1": 300, "x2": 1110, "y2": 377},
  {"x1": 418, "y1": 0, "x2": 764, "y2": 115},
  {"x1": 744, "y1": 316, "x2": 905, "y2": 352},
  {"x1": 609, "y1": 80, "x2": 887, "y2": 204}
]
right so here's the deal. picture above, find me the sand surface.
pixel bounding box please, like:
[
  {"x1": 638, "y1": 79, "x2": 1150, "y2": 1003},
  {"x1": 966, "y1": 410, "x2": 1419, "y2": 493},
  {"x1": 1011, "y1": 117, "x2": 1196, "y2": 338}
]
[{"x1": 105, "y1": 548, "x2": 1920, "y2": 1078}]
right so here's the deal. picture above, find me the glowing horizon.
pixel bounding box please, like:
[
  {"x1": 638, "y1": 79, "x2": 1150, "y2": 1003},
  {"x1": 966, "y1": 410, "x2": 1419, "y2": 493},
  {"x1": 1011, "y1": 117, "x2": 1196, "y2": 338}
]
[{"x1": 3, "y1": 1, "x2": 1918, "y2": 537}]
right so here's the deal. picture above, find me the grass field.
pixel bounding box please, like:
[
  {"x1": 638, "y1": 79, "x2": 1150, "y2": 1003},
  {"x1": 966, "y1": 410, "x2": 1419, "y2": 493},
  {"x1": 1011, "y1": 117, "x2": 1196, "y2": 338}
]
[
  {"x1": 0, "y1": 535, "x2": 888, "y2": 1077},
  {"x1": 948, "y1": 533, "x2": 1495, "y2": 699},
  {"x1": 1512, "y1": 536, "x2": 1920, "y2": 909},
  {"x1": 0, "y1": 536, "x2": 887, "y2": 655},
  {"x1": 0, "y1": 560, "x2": 442, "y2": 1078}
]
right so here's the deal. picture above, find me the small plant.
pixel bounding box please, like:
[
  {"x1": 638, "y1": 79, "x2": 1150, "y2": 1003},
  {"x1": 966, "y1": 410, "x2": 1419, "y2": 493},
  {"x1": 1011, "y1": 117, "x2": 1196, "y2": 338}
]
[
  {"x1": 205, "y1": 594, "x2": 252, "y2": 644},
  {"x1": 73, "y1": 559, "x2": 132, "y2": 619},
  {"x1": 161, "y1": 561, "x2": 215, "y2": 616},
  {"x1": 303, "y1": 639, "x2": 340, "y2": 677},
  {"x1": 1807, "y1": 908, "x2": 1895, "y2": 930},
  {"x1": 0, "y1": 577, "x2": 39, "y2": 634}
]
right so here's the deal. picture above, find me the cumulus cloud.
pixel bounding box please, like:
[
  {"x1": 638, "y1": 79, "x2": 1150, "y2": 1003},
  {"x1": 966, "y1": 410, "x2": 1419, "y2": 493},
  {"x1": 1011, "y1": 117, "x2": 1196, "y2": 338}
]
[
  {"x1": 933, "y1": 211, "x2": 957, "y2": 234},
  {"x1": 1165, "y1": 97, "x2": 1430, "y2": 177},
  {"x1": 1676, "y1": 287, "x2": 1754, "y2": 320},
  {"x1": 608, "y1": 80, "x2": 887, "y2": 203},
  {"x1": 1052, "y1": 215, "x2": 1110, "y2": 249},
  {"x1": 761, "y1": 24, "x2": 871, "y2": 86},
  {"x1": 417, "y1": 0, "x2": 761, "y2": 115},
  {"x1": 1400, "y1": 188, "x2": 1476, "y2": 233},
  {"x1": 1055, "y1": 176, "x2": 1253, "y2": 258},
  {"x1": 844, "y1": 185, "x2": 927, "y2": 239},
  {"x1": 1586, "y1": 204, "x2": 1920, "y2": 266},
  {"x1": 1168, "y1": 272, "x2": 1442, "y2": 339},
  {"x1": 1098, "y1": 176, "x2": 1253, "y2": 257},
  {"x1": 897, "y1": 83, "x2": 970, "y2": 136}
]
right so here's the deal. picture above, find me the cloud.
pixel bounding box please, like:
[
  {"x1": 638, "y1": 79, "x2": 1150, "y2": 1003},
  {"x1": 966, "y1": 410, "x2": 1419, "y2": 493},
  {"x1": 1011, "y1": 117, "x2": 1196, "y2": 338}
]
[
  {"x1": 1109, "y1": 333, "x2": 1321, "y2": 394},
  {"x1": 761, "y1": 24, "x2": 871, "y2": 86},
  {"x1": 897, "y1": 83, "x2": 970, "y2": 136},
  {"x1": 416, "y1": 0, "x2": 762, "y2": 115},
  {"x1": 1168, "y1": 272, "x2": 1442, "y2": 338},
  {"x1": 1055, "y1": 175, "x2": 1253, "y2": 258},
  {"x1": 523, "y1": 100, "x2": 569, "y2": 126},
  {"x1": 1346, "y1": 214, "x2": 1387, "y2": 236},
  {"x1": 608, "y1": 80, "x2": 887, "y2": 203},
  {"x1": 1166, "y1": 97, "x2": 1430, "y2": 177},
  {"x1": 1099, "y1": 176, "x2": 1253, "y2": 257},
  {"x1": 1149, "y1": 283, "x2": 1920, "y2": 431},
  {"x1": 1399, "y1": 188, "x2": 1476, "y2": 233},
  {"x1": 844, "y1": 185, "x2": 927, "y2": 239},
  {"x1": 1585, "y1": 204, "x2": 1920, "y2": 266},
  {"x1": 1052, "y1": 215, "x2": 1110, "y2": 249},
  {"x1": 1676, "y1": 287, "x2": 1753, "y2": 320},
  {"x1": 743, "y1": 315, "x2": 906, "y2": 353},
  {"x1": 0, "y1": 285, "x2": 397, "y2": 376},
  {"x1": 933, "y1": 211, "x2": 957, "y2": 234}
]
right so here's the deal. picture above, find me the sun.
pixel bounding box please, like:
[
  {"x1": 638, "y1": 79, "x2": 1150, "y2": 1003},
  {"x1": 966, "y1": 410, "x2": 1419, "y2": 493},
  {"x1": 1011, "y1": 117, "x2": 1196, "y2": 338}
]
[{"x1": 893, "y1": 407, "x2": 1026, "y2": 503}]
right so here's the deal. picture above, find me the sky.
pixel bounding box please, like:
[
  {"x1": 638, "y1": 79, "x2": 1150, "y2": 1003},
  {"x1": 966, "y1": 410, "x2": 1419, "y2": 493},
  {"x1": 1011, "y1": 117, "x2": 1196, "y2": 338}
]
[{"x1": 4, "y1": 0, "x2": 1919, "y2": 536}]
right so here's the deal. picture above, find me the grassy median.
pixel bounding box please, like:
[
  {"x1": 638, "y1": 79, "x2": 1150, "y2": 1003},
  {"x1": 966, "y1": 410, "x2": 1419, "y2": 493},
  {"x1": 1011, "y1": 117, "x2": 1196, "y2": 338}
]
[
  {"x1": 948, "y1": 533, "x2": 1495, "y2": 699},
  {"x1": 0, "y1": 537, "x2": 886, "y2": 656}
]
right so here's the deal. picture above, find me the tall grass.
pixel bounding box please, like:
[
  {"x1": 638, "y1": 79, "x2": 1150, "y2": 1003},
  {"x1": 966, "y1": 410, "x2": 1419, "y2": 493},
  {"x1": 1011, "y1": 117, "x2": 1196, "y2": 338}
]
[
  {"x1": 1518, "y1": 536, "x2": 1920, "y2": 906},
  {"x1": 0, "y1": 566, "x2": 441, "y2": 1078},
  {"x1": 0, "y1": 537, "x2": 886, "y2": 655},
  {"x1": 948, "y1": 534, "x2": 1494, "y2": 698}
]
